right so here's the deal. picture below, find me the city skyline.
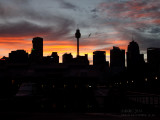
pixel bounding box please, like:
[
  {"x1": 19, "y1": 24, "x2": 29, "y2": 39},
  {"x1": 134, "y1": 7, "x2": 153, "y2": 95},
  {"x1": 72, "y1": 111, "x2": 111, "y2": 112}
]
[
  {"x1": 2, "y1": 35, "x2": 157, "y2": 66},
  {"x1": 0, "y1": 0, "x2": 160, "y2": 63}
]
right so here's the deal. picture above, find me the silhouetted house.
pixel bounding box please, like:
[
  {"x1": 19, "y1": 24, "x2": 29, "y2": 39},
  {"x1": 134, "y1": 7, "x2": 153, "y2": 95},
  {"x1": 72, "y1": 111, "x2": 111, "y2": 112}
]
[
  {"x1": 0, "y1": 56, "x2": 8, "y2": 65},
  {"x1": 9, "y1": 50, "x2": 28, "y2": 63},
  {"x1": 30, "y1": 37, "x2": 43, "y2": 63},
  {"x1": 62, "y1": 53, "x2": 73, "y2": 64},
  {"x1": 147, "y1": 48, "x2": 160, "y2": 73},
  {"x1": 110, "y1": 46, "x2": 125, "y2": 70}
]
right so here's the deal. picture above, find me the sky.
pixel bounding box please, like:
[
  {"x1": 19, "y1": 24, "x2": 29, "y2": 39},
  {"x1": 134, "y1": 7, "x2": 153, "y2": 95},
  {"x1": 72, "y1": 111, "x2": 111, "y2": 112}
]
[{"x1": 0, "y1": 0, "x2": 160, "y2": 63}]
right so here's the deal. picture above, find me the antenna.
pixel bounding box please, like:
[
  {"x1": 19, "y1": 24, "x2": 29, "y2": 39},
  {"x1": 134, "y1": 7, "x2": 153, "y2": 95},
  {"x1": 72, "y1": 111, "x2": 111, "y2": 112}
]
[
  {"x1": 77, "y1": 24, "x2": 79, "y2": 29},
  {"x1": 132, "y1": 32, "x2": 134, "y2": 41}
]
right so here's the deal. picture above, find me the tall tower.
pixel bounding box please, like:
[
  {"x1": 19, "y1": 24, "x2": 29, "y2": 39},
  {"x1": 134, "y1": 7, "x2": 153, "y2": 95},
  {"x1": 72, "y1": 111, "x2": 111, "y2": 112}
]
[
  {"x1": 30, "y1": 37, "x2": 43, "y2": 62},
  {"x1": 75, "y1": 29, "x2": 81, "y2": 57}
]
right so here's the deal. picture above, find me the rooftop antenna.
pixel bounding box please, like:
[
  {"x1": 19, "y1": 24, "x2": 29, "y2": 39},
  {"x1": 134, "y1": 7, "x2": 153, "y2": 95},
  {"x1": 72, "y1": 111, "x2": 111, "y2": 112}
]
[
  {"x1": 132, "y1": 32, "x2": 134, "y2": 41},
  {"x1": 77, "y1": 24, "x2": 79, "y2": 29}
]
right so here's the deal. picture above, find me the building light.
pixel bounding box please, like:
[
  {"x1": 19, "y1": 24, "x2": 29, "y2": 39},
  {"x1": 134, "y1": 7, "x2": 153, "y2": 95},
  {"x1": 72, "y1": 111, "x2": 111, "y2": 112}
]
[
  {"x1": 155, "y1": 77, "x2": 158, "y2": 80},
  {"x1": 127, "y1": 81, "x2": 128, "y2": 84},
  {"x1": 120, "y1": 82, "x2": 121, "y2": 85},
  {"x1": 145, "y1": 78, "x2": 147, "y2": 82},
  {"x1": 42, "y1": 84, "x2": 44, "y2": 88},
  {"x1": 52, "y1": 85, "x2": 55, "y2": 88},
  {"x1": 64, "y1": 84, "x2": 67, "y2": 88},
  {"x1": 88, "y1": 85, "x2": 92, "y2": 88},
  {"x1": 132, "y1": 80, "x2": 134, "y2": 83},
  {"x1": 12, "y1": 80, "x2": 15, "y2": 85},
  {"x1": 75, "y1": 85, "x2": 77, "y2": 88}
]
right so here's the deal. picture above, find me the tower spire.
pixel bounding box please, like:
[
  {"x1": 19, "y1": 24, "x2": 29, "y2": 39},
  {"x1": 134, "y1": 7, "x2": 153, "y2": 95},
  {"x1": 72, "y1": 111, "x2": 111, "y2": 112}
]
[{"x1": 75, "y1": 29, "x2": 81, "y2": 57}]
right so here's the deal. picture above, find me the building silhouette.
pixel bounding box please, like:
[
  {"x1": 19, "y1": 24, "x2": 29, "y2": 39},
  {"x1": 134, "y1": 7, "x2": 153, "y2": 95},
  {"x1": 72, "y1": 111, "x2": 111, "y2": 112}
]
[
  {"x1": 93, "y1": 51, "x2": 109, "y2": 72},
  {"x1": 93, "y1": 51, "x2": 106, "y2": 66},
  {"x1": 126, "y1": 40, "x2": 145, "y2": 87},
  {"x1": 9, "y1": 50, "x2": 28, "y2": 63},
  {"x1": 62, "y1": 53, "x2": 73, "y2": 64},
  {"x1": 147, "y1": 48, "x2": 160, "y2": 72},
  {"x1": 30, "y1": 37, "x2": 43, "y2": 63},
  {"x1": 51, "y1": 52, "x2": 59, "y2": 64},
  {"x1": 75, "y1": 29, "x2": 81, "y2": 57},
  {"x1": 73, "y1": 54, "x2": 89, "y2": 66},
  {"x1": 110, "y1": 46, "x2": 125, "y2": 69},
  {"x1": 127, "y1": 40, "x2": 144, "y2": 71}
]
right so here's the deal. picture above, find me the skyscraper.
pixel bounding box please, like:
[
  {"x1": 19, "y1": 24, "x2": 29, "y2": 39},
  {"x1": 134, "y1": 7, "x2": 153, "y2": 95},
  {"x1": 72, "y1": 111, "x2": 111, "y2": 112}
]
[
  {"x1": 93, "y1": 51, "x2": 109, "y2": 72},
  {"x1": 30, "y1": 37, "x2": 43, "y2": 62},
  {"x1": 147, "y1": 48, "x2": 160, "y2": 72},
  {"x1": 127, "y1": 40, "x2": 144, "y2": 70},
  {"x1": 51, "y1": 52, "x2": 59, "y2": 64},
  {"x1": 110, "y1": 46, "x2": 125, "y2": 69},
  {"x1": 93, "y1": 51, "x2": 106, "y2": 66}
]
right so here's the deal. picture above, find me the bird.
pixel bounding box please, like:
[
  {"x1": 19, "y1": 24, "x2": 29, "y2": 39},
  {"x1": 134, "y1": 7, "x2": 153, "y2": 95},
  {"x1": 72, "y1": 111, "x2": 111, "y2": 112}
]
[{"x1": 88, "y1": 33, "x2": 91, "y2": 38}]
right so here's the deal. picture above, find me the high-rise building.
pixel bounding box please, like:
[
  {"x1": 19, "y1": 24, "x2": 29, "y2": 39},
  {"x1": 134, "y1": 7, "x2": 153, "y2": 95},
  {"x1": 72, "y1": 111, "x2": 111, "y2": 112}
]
[
  {"x1": 9, "y1": 50, "x2": 28, "y2": 63},
  {"x1": 30, "y1": 37, "x2": 43, "y2": 62},
  {"x1": 93, "y1": 51, "x2": 109, "y2": 72},
  {"x1": 127, "y1": 40, "x2": 144, "y2": 70},
  {"x1": 62, "y1": 53, "x2": 73, "y2": 64},
  {"x1": 110, "y1": 46, "x2": 125, "y2": 69},
  {"x1": 147, "y1": 48, "x2": 160, "y2": 72},
  {"x1": 93, "y1": 51, "x2": 106, "y2": 66},
  {"x1": 51, "y1": 52, "x2": 59, "y2": 64}
]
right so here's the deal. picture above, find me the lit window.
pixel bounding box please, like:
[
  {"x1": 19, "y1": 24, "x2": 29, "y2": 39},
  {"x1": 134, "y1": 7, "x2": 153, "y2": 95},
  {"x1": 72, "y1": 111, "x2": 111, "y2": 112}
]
[
  {"x1": 64, "y1": 84, "x2": 67, "y2": 88},
  {"x1": 145, "y1": 78, "x2": 147, "y2": 82},
  {"x1": 132, "y1": 80, "x2": 134, "y2": 83},
  {"x1": 42, "y1": 84, "x2": 44, "y2": 88},
  {"x1": 52, "y1": 85, "x2": 55, "y2": 88},
  {"x1": 88, "y1": 85, "x2": 92, "y2": 88},
  {"x1": 155, "y1": 77, "x2": 158, "y2": 80},
  {"x1": 127, "y1": 81, "x2": 128, "y2": 84}
]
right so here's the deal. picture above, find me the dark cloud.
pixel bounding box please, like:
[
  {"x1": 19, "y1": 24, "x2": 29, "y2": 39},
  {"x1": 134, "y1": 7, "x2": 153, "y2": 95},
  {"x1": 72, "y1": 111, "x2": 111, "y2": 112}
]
[
  {"x1": 57, "y1": 0, "x2": 78, "y2": 11},
  {"x1": 149, "y1": 27, "x2": 160, "y2": 34},
  {"x1": 0, "y1": 16, "x2": 75, "y2": 41},
  {"x1": 0, "y1": 21, "x2": 52, "y2": 37},
  {"x1": 91, "y1": 8, "x2": 98, "y2": 13}
]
